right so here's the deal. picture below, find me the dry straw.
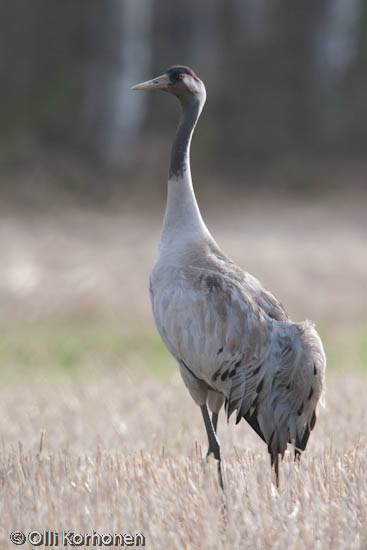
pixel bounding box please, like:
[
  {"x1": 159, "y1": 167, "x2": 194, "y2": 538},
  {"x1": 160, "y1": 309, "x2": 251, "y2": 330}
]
[{"x1": 0, "y1": 370, "x2": 366, "y2": 549}]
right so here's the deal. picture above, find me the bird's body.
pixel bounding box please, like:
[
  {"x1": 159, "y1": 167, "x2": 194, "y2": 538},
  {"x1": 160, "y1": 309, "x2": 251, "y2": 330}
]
[{"x1": 133, "y1": 66, "x2": 325, "y2": 486}]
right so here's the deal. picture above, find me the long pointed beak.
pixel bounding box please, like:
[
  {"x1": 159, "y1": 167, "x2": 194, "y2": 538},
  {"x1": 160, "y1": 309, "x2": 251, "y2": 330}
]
[{"x1": 131, "y1": 73, "x2": 170, "y2": 91}]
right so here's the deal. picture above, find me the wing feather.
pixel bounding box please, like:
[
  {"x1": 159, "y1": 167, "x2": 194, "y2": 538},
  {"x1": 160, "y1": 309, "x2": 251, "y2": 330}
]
[{"x1": 151, "y1": 265, "x2": 272, "y2": 393}]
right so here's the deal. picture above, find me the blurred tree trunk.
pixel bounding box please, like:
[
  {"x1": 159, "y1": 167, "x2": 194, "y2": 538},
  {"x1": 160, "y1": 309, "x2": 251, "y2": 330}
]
[
  {"x1": 229, "y1": 0, "x2": 277, "y2": 160},
  {"x1": 233, "y1": 0, "x2": 269, "y2": 46},
  {"x1": 315, "y1": 0, "x2": 362, "y2": 87},
  {"x1": 312, "y1": 0, "x2": 363, "y2": 150},
  {"x1": 272, "y1": 0, "x2": 327, "y2": 153},
  {"x1": 79, "y1": 0, "x2": 153, "y2": 170}
]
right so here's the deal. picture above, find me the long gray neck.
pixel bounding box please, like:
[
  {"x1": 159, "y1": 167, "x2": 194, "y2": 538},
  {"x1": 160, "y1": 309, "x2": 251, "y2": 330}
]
[
  {"x1": 169, "y1": 96, "x2": 201, "y2": 179},
  {"x1": 159, "y1": 94, "x2": 213, "y2": 255}
]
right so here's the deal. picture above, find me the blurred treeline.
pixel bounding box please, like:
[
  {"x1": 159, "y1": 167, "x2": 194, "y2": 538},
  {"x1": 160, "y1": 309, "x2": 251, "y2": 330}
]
[{"x1": 1, "y1": 0, "x2": 366, "y2": 192}]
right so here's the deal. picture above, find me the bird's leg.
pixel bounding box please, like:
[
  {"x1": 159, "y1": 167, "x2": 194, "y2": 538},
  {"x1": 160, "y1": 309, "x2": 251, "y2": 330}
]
[
  {"x1": 211, "y1": 411, "x2": 219, "y2": 434},
  {"x1": 201, "y1": 405, "x2": 220, "y2": 460},
  {"x1": 274, "y1": 455, "x2": 279, "y2": 488},
  {"x1": 200, "y1": 404, "x2": 223, "y2": 489}
]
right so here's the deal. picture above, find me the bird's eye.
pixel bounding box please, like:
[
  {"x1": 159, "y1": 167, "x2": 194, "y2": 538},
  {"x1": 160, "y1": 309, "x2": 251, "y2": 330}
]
[{"x1": 178, "y1": 73, "x2": 185, "y2": 80}]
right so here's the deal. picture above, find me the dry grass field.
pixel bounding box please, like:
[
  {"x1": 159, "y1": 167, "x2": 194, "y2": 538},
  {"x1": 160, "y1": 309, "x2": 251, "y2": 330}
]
[
  {"x1": 0, "y1": 365, "x2": 366, "y2": 549},
  {"x1": 0, "y1": 188, "x2": 366, "y2": 327},
  {"x1": 0, "y1": 192, "x2": 366, "y2": 549}
]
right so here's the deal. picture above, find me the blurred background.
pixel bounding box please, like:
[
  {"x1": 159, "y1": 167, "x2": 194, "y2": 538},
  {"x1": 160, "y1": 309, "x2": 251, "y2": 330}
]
[{"x1": 0, "y1": 0, "x2": 366, "y2": 379}]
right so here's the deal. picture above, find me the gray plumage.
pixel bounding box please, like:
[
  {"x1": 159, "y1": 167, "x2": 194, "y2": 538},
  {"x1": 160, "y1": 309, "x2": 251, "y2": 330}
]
[{"x1": 133, "y1": 66, "x2": 326, "y2": 487}]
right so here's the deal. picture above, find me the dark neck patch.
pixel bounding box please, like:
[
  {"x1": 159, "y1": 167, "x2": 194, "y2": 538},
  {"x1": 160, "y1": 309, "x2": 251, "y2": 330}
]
[{"x1": 169, "y1": 98, "x2": 201, "y2": 179}]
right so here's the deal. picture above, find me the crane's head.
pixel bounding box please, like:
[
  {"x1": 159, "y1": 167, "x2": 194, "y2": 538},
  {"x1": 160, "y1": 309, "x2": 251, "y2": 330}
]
[{"x1": 132, "y1": 65, "x2": 206, "y2": 105}]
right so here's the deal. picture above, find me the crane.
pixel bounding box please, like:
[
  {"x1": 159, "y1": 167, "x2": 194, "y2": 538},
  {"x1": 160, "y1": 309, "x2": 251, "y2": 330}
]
[{"x1": 132, "y1": 66, "x2": 326, "y2": 488}]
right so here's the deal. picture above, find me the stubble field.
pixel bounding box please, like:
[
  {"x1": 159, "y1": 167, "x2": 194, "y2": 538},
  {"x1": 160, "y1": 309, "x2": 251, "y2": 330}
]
[
  {"x1": 0, "y1": 191, "x2": 366, "y2": 549},
  {"x1": 0, "y1": 362, "x2": 366, "y2": 549}
]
